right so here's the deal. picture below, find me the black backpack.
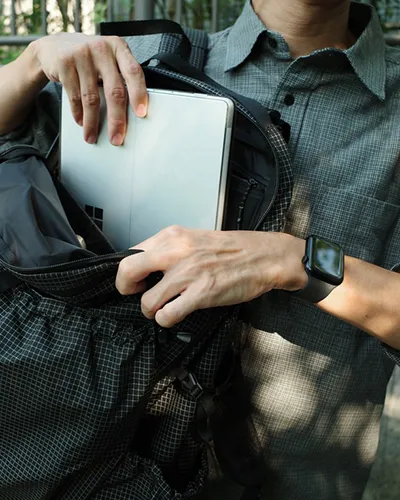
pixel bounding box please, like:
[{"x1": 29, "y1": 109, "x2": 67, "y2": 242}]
[{"x1": 0, "y1": 21, "x2": 292, "y2": 500}]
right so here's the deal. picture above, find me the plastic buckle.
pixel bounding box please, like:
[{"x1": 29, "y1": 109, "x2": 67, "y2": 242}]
[{"x1": 177, "y1": 369, "x2": 204, "y2": 401}]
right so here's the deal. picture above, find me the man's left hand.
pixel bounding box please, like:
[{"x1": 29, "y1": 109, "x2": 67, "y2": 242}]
[{"x1": 115, "y1": 226, "x2": 306, "y2": 328}]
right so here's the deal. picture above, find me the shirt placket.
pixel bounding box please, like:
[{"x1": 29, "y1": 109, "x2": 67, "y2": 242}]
[
  {"x1": 269, "y1": 58, "x2": 325, "y2": 159},
  {"x1": 267, "y1": 57, "x2": 328, "y2": 237}
]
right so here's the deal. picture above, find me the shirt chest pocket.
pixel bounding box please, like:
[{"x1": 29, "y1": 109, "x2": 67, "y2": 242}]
[{"x1": 308, "y1": 187, "x2": 400, "y2": 265}]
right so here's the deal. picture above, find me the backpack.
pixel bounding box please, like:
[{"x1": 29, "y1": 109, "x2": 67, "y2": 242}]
[{"x1": 0, "y1": 21, "x2": 293, "y2": 500}]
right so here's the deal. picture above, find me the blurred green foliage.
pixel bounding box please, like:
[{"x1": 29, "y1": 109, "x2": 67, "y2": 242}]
[{"x1": 1, "y1": 0, "x2": 400, "y2": 64}]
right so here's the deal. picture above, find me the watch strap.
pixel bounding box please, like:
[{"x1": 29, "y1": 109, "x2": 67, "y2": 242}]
[{"x1": 291, "y1": 273, "x2": 336, "y2": 303}]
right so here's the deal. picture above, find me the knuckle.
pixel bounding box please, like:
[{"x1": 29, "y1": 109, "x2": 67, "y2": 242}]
[
  {"x1": 106, "y1": 85, "x2": 126, "y2": 104},
  {"x1": 59, "y1": 53, "x2": 75, "y2": 69},
  {"x1": 163, "y1": 225, "x2": 185, "y2": 239},
  {"x1": 75, "y1": 43, "x2": 90, "y2": 59},
  {"x1": 89, "y1": 38, "x2": 109, "y2": 55},
  {"x1": 126, "y1": 60, "x2": 143, "y2": 77},
  {"x1": 69, "y1": 92, "x2": 81, "y2": 105},
  {"x1": 110, "y1": 35, "x2": 122, "y2": 45},
  {"x1": 82, "y1": 89, "x2": 100, "y2": 107},
  {"x1": 162, "y1": 226, "x2": 195, "y2": 254}
]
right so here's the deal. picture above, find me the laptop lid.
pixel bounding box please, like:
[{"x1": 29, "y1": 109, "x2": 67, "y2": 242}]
[{"x1": 60, "y1": 87, "x2": 234, "y2": 250}]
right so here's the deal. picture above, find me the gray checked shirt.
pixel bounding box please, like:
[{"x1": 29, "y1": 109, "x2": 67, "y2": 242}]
[{"x1": 1, "y1": 1, "x2": 400, "y2": 499}]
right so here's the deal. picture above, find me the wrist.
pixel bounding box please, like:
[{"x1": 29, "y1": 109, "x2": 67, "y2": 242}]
[
  {"x1": 23, "y1": 40, "x2": 48, "y2": 90},
  {"x1": 273, "y1": 233, "x2": 308, "y2": 291}
]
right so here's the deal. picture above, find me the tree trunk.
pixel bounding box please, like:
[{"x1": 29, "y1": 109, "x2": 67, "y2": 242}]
[{"x1": 56, "y1": 0, "x2": 71, "y2": 31}]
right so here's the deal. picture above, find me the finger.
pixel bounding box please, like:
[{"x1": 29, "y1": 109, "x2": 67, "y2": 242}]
[
  {"x1": 90, "y1": 38, "x2": 128, "y2": 146},
  {"x1": 115, "y1": 38, "x2": 148, "y2": 118},
  {"x1": 130, "y1": 279, "x2": 147, "y2": 295},
  {"x1": 155, "y1": 292, "x2": 198, "y2": 328},
  {"x1": 58, "y1": 57, "x2": 83, "y2": 126},
  {"x1": 74, "y1": 46, "x2": 101, "y2": 144},
  {"x1": 140, "y1": 271, "x2": 187, "y2": 320},
  {"x1": 116, "y1": 251, "x2": 162, "y2": 295}
]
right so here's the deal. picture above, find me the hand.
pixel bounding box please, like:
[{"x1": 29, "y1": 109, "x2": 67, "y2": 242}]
[
  {"x1": 115, "y1": 226, "x2": 307, "y2": 328},
  {"x1": 31, "y1": 33, "x2": 148, "y2": 146}
]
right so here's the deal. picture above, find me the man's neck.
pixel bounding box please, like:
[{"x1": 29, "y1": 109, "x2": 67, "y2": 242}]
[{"x1": 252, "y1": 0, "x2": 356, "y2": 58}]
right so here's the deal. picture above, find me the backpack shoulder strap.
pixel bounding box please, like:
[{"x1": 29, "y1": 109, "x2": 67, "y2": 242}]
[
  {"x1": 100, "y1": 20, "x2": 209, "y2": 71},
  {"x1": 183, "y1": 28, "x2": 209, "y2": 70},
  {"x1": 158, "y1": 26, "x2": 209, "y2": 70}
]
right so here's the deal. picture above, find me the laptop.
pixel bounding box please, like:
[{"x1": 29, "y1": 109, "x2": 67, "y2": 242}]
[{"x1": 60, "y1": 87, "x2": 234, "y2": 250}]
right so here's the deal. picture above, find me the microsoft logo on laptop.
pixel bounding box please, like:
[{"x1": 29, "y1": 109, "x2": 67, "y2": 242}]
[{"x1": 85, "y1": 205, "x2": 103, "y2": 231}]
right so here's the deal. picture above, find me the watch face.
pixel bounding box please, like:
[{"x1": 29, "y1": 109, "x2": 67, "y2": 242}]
[{"x1": 307, "y1": 236, "x2": 344, "y2": 286}]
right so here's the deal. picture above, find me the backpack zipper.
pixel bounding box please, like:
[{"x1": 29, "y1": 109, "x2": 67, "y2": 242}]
[
  {"x1": 150, "y1": 67, "x2": 279, "y2": 230},
  {"x1": 0, "y1": 250, "x2": 140, "y2": 276},
  {"x1": 236, "y1": 178, "x2": 258, "y2": 230}
]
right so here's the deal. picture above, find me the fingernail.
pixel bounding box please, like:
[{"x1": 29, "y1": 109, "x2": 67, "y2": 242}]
[
  {"x1": 87, "y1": 135, "x2": 97, "y2": 145},
  {"x1": 111, "y1": 133, "x2": 123, "y2": 147},
  {"x1": 77, "y1": 118, "x2": 83, "y2": 126},
  {"x1": 136, "y1": 103, "x2": 147, "y2": 118}
]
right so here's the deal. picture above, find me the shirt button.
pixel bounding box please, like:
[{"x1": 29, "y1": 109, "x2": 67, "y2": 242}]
[
  {"x1": 268, "y1": 37, "x2": 278, "y2": 49},
  {"x1": 284, "y1": 94, "x2": 295, "y2": 106}
]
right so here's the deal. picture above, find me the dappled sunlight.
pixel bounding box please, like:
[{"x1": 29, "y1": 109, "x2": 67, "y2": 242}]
[
  {"x1": 249, "y1": 338, "x2": 324, "y2": 433},
  {"x1": 239, "y1": 319, "x2": 389, "y2": 496}
]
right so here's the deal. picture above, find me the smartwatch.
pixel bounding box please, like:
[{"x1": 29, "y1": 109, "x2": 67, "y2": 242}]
[{"x1": 292, "y1": 235, "x2": 345, "y2": 303}]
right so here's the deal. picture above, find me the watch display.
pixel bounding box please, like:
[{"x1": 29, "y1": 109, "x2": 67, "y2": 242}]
[{"x1": 306, "y1": 236, "x2": 344, "y2": 286}]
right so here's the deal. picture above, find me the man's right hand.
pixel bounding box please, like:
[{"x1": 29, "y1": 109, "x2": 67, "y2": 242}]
[{"x1": 31, "y1": 33, "x2": 148, "y2": 146}]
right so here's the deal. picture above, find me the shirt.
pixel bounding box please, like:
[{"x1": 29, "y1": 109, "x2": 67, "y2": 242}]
[{"x1": 1, "y1": 1, "x2": 400, "y2": 499}]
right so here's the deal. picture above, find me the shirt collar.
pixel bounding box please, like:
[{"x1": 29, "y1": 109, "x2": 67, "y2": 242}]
[
  {"x1": 345, "y1": 3, "x2": 386, "y2": 101},
  {"x1": 224, "y1": 0, "x2": 268, "y2": 72},
  {"x1": 224, "y1": 1, "x2": 387, "y2": 101}
]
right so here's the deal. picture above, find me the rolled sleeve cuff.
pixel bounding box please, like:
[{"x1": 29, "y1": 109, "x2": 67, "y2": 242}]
[{"x1": 0, "y1": 81, "x2": 61, "y2": 157}]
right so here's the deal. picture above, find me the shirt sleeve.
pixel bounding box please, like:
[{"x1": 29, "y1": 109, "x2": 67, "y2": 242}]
[
  {"x1": 0, "y1": 81, "x2": 61, "y2": 157},
  {"x1": 380, "y1": 263, "x2": 400, "y2": 365}
]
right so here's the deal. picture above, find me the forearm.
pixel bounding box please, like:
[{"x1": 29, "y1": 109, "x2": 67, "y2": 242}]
[
  {"x1": 114, "y1": 227, "x2": 400, "y2": 336},
  {"x1": 0, "y1": 42, "x2": 48, "y2": 135},
  {"x1": 318, "y1": 256, "x2": 400, "y2": 350},
  {"x1": 275, "y1": 234, "x2": 400, "y2": 349}
]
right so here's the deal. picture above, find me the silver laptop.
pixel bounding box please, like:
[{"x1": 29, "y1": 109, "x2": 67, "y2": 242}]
[{"x1": 60, "y1": 87, "x2": 234, "y2": 250}]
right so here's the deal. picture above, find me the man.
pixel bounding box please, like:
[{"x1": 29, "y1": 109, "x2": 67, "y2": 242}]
[{"x1": 1, "y1": 0, "x2": 400, "y2": 498}]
